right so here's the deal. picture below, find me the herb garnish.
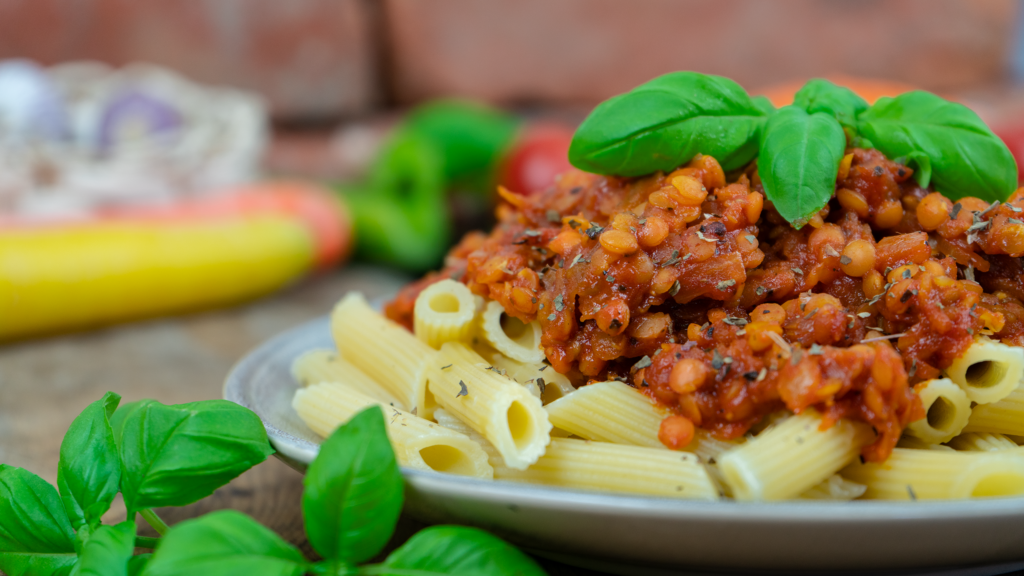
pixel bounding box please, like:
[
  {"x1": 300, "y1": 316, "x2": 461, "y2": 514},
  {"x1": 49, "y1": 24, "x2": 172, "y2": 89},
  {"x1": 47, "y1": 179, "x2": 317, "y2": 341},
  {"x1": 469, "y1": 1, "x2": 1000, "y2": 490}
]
[
  {"x1": 569, "y1": 74, "x2": 1018, "y2": 227},
  {"x1": 0, "y1": 396, "x2": 545, "y2": 576}
]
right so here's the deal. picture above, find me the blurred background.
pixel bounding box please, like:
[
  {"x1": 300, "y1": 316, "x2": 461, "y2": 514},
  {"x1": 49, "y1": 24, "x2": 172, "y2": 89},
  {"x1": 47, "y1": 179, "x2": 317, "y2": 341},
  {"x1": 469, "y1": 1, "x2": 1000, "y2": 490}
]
[{"x1": 2, "y1": 0, "x2": 1024, "y2": 339}]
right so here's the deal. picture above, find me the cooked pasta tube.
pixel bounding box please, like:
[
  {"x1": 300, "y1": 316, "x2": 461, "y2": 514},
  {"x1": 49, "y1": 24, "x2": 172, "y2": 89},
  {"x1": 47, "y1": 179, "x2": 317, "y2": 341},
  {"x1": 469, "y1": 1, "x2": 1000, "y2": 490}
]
[
  {"x1": 479, "y1": 300, "x2": 545, "y2": 363},
  {"x1": 904, "y1": 378, "x2": 971, "y2": 444},
  {"x1": 545, "y1": 381, "x2": 667, "y2": 448},
  {"x1": 331, "y1": 292, "x2": 438, "y2": 418},
  {"x1": 477, "y1": 346, "x2": 576, "y2": 404},
  {"x1": 841, "y1": 448, "x2": 1024, "y2": 500},
  {"x1": 896, "y1": 436, "x2": 955, "y2": 451},
  {"x1": 291, "y1": 349, "x2": 404, "y2": 408},
  {"x1": 427, "y1": 342, "x2": 551, "y2": 469},
  {"x1": 798, "y1": 474, "x2": 867, "y2": 501},
  {"x1": 493, "y1": 438, "x2": 719, "y2": 500},
  {"x1": 944, "y1": 338, "x2": 1024, "y2": 404},
  {"x1": 413, "y1": 279, "x2": 478, "y2": 349},
  {"x1": 544, "y1": 380, "x2": 743, "y2": 460},
  {"x1": 948, "y1": 432, "x2": 1020, "y2": 452},
  {"x1": 962, "y1": 385, "x2": 1024, "y2": 436},
  {"x1": 433, "y1": 408, "x2": 503, "y2": 466},
  {"x1": 294, "y1": 383, "x2": 492, "y2": 478},
  {"x1": 717, "y1": 410, "x2": 875, "y2": 501}
]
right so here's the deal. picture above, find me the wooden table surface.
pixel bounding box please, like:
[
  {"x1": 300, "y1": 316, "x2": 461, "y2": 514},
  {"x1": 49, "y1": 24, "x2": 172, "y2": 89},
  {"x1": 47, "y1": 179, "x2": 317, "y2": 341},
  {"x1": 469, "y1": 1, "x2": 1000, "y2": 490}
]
[{"x1": 0, "y1": 265, "x2": 601, "y2": 575}]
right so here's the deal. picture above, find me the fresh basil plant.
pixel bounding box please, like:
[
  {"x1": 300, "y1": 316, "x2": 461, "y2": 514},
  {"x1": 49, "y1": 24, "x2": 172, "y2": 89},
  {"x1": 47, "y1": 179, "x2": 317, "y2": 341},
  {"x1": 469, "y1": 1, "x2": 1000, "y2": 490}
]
[
  {"x1": 0, "y1": 394, "x2": 546, "y2": 576},
  {"x1": 569, "y1": 73, "x2": 1019, "y2": 227}
]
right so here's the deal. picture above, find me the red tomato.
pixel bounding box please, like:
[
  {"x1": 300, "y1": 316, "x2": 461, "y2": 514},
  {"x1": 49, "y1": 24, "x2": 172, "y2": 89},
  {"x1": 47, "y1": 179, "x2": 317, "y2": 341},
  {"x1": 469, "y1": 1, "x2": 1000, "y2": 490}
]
[
  {"x1": 994, "y1": 124, "x2": 1024, "y2": 183},
  {"x1": 499, "y1": 122, "x2": 575, "y2": 195}
]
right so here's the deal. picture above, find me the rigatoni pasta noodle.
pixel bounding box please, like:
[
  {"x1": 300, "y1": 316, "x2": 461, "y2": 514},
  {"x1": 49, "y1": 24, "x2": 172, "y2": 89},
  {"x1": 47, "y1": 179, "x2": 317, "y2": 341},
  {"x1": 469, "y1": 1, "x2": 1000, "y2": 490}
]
[
  {"x1": 717, "y1": 410, "x2": 875, "y2": 501},
  {"x1": 479, "y1": 300, "x2": 545, "y2": 364},
  {"x1": 476, "y1": 345, "x2": 576, "y2": 404},
  {"x1": 903, "y1": 378, "x2": 970, "y2": 444},
  {"x1": 962, "y1": 385, "x2": 1024, "y2": 437},
  {"x1": 944, "y1": 338, "x2": 1024, "y2": 405},
  {"x1": 294, "y1": 382, "x2": 492, "y2": 478},
  {"x1": 331, "y1": 292, "x2": 438, "y2": 418},
  {"x1": 291, "y1": 349, "x2": 405, "y2": 408},
  {"x1": 427, "y1": 342, "x2": 551, "y2": 469},
  {"x1": 413, "y1": 279, "x2": 478, "y2": 349},
  {"x1": 841, "y1": 448, "x2": 1024, "y2": 500},
  {"x1": 493, "y1": 437, "x2": 720, "y2": 500},
  {"x1": 798, "y1": 475, "x2": 867, "y2": 501},
  {"x1": 947, "y1": 432, "x2": 1020, "y2": 452}
]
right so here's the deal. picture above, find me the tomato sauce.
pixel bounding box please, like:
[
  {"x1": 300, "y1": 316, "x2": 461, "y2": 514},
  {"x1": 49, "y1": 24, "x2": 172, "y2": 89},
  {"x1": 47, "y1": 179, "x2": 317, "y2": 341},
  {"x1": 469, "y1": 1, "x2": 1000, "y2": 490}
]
[{"x1": 386, "y1": 150, "x2": 1024, "y2": 462}]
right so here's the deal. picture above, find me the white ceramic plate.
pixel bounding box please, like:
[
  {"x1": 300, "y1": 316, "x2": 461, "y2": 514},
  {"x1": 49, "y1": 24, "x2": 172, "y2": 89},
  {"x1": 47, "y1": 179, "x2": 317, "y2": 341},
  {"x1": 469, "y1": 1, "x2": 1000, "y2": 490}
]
[{"x1": 224, "y1": 317, "x2": 1024, "y2": 575}]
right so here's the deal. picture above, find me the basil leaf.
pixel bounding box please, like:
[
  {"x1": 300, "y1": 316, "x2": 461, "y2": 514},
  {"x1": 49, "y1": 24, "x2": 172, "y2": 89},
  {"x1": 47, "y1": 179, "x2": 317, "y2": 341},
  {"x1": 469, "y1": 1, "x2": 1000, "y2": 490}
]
[
  {"x1": 368, "y1": 525, "x2": 545, "y2": 576},
  {"x1": 141, "y1": 510, "x2": 307, "y2": 576},
  {"x1": 69, "y1": 521, "x2": 136, "y2": 576},
  {"x1": 858, "y1": 91, "x2": 1018, "y2": 202},
  {"x1": 58, "y1": 392, "x2": 122, "y2": 530},
  {"x1": 117, "y1": 399, "x2": 273, "y2": 514},
  {"x1": 0, "y1": 465, "x2": 77, "y2": 576},
  {"x1": 759, "y1": 106, "x2": 846, "y2": 227},
  {"x1": 110, "y1": 400, "x2": 155, "y2": 445},
  {"x1": 128, "y1": 554, "x2": 152, "y2": 576},
  {"x1": 303, "y1": 406, "x2": 402, "y2": 564},
  {"x1": 569, "y1": 71, "x2": 768, "y2": 176},
  {"x1": 752, "y1": 95, "x2": 777, "y2": 117},
  {"x1": 792, "y1": 78, "x2": 868, "y2": 130}
]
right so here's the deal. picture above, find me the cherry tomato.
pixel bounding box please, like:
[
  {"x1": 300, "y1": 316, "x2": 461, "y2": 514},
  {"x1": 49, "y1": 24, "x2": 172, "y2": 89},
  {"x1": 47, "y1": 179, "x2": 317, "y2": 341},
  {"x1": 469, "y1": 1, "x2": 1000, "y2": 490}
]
[{"x1": 499, "y1": 122, "x2": 574, "y2": 195}]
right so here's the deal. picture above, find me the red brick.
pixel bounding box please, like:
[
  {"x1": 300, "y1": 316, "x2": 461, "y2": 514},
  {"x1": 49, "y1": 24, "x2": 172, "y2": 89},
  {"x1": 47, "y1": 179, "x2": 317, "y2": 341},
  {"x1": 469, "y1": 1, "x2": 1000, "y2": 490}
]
[
  {"x1": 0, "y1": 0, "x2": 379, "y2": 119},
  {"x1": 385, "y1": 0, "x2": 1017, "y2": 105}
]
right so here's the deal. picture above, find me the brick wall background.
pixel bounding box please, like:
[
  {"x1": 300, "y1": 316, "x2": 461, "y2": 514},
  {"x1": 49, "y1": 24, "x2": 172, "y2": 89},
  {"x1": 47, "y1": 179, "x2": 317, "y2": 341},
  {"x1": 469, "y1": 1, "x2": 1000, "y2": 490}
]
[{"x1": 0, "y1": 0, "x2": 1019, "y2": 121}]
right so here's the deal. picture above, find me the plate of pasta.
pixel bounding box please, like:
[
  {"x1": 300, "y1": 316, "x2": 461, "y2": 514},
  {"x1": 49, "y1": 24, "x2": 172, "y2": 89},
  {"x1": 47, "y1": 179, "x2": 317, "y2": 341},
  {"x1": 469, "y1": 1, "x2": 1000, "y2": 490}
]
[{"x1": 226, "y1": 74, "x2": 1024, "y2": 573}]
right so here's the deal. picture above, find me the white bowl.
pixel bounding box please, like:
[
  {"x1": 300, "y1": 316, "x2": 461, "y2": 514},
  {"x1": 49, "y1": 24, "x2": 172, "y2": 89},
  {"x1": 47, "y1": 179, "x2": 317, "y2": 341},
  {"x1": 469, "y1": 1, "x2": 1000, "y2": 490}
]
[{"x1": 224, "y1": 317, "x2": 1024, "y2": 575}]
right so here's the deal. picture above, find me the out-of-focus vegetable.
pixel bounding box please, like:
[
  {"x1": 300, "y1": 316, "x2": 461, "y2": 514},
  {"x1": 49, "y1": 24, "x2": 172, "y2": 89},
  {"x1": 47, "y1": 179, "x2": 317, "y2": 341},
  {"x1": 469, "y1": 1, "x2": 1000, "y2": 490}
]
[
  {"x1": 403, "y1": 100, "x2": 520, "y2": 190},
  {"x1": 342, "y1": 130, "x2": 450, "y2": 272},
  {"x1": 0, "y1": 183, "x2": 350, "y2": 341},
  {"x1": 498, "y1": 122, "x2": 574, "y2": 195}
]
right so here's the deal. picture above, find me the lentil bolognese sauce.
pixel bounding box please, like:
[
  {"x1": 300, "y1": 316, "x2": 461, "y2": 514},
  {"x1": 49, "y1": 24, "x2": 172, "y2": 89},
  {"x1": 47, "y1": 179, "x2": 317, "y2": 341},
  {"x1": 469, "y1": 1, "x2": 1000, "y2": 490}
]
[{"x1": 385, "y1": 75, "x2": 1024, "y2": 466}]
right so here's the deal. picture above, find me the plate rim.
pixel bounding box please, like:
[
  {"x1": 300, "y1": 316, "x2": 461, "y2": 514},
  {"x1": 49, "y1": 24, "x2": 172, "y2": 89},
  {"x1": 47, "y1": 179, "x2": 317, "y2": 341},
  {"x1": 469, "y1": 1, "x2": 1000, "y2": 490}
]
[{"x1": 223, "y1": 315, "x2": 1024, "y2": 524}]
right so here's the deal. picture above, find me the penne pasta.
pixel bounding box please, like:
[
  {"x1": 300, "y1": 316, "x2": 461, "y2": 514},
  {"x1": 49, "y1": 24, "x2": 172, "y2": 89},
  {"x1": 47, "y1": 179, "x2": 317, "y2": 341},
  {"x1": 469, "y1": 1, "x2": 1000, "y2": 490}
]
[
  {"x1": 947, "y1": 432, "x2": 1020, "y2": 452},
  {"x1": 544, "y1": 381, "x2": 667, "y2": 448},
  {"x1": 944, "y1": 338, "x2": 1024, "y2": 405},
  {"x1": 331, "y1": 292, "x2": 438, "y2": 418},
  {"x1": 543, "y1": 380, "x2": 743, "y2": 461},
  {"x1": 841, "y1": 448, "x2": 1024, "y2": 500},
  {"x1": 493, "y1": 438, "x2": 719, "y2": 500},
  {"x1": 291, "y1": 349, "x2": 404, "y2": 408},
  {"x1": 427, "y1": 342, "x2": 551, "y2": 469},
  {"x1": 896, "y1": 436, "x2": 956, "y2": 451},
  {"x1": 718, "y1": 410, "x2": 875, "y2": 501},
  {"x1": 798, "y1": 474, "x2": 868, "y2": 501},
  {"x1": 413, "y1": 279, "x2": 479, "y2": 349},
  {"x1": 294, "y1": 382, "x2": 492, "y2": 478},
  {"x1": 479, "y1": 300, "x2": 545, "y2": 363},
  {"x1": 962, "y1": 385, "x2": 1024, "y2": 437},
  {"x1": 476, "y1": 345, "x2": 576, "y2": 405},
  {"x1": 904, "y1": 378, "x2": 971, "y2": 444}
]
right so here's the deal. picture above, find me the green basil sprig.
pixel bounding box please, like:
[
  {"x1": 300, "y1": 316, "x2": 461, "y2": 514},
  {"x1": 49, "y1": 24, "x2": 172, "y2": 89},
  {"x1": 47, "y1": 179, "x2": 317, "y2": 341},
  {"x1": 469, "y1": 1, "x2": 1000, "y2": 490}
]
[
  {"x1": 792, "y1": 79, "x2": 867, "y2": 130},
  {"x1": 758, "y1": 106, "x2": 847, "y2": 227},
  {"x1": 569, "y1": 71, "x2": 769, "y2": 176},
  {"x1": 858, "y1": 91, "x2": 1018, "y2": 203},
  {"x1": 1, "y1": 395, "x2": 547, "y2": 576},
  {"x1": 568, "y1": 72, "x2": 1019, "y2": 227}
]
